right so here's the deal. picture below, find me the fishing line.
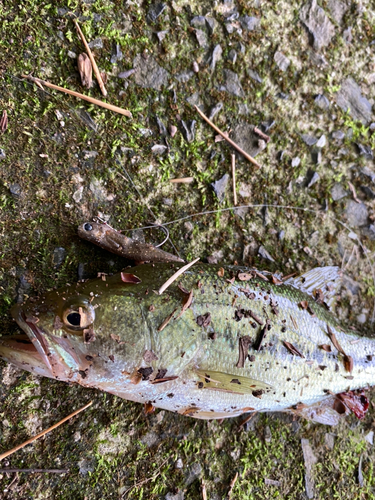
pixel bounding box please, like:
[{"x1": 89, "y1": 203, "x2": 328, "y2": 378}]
[
  {"x1": 125, "y1": 203, "x2": 375, "y2": 323},
  {"x1": 11, "y1": 74, "x2": 181, "y2": 258},
  {"x1": 11, "y1": 76, "x2": 375, "y2": 322}
]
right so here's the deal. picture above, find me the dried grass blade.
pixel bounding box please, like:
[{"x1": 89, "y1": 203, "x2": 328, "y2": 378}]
[
  {"x1": 0, "y1": 401, "x2": 92, "y2": 461},
  {"x1": 194, "y1": 105, "x2": 261, "y2": 168},
  {"x1": 22, "y1": 75, "x2": 132, "y2": 118},
  {"x1": 158, "y1": 258, "x2": 200, "y2": 295}
]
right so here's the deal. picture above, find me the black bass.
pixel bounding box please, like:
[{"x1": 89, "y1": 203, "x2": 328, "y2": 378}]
[{"x1": 0, "y1": 263, "x2": 372, "y2": 424}]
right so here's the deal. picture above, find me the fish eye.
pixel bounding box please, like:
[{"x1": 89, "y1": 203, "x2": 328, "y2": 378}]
[
  {"x1": 66, "y1": 312, "x2": 81, "y2": 326},
  {"x1": 62, "y1": 303, "x2": 95, "y2": 330},
  {"x1": 84, "y1": 223, "x2": 93, "y2": 231}
]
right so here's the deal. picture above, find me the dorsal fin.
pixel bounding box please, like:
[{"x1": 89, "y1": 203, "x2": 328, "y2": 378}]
[
  {"x1": 195, "y1": 369, "x2": 273, "y2": 395},
  {"x1": 284, "y1": 266, "x2": 342, "y2": 310}
]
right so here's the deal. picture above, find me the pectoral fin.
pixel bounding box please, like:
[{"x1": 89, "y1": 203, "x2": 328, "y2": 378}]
[{"x1": 195, "y1": 369, "x2": 273, "y2": 395}]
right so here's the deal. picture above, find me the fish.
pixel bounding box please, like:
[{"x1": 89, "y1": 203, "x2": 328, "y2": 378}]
[
  {"x1": 77, "y1": 221, "x2": 184, "y2": 263},
  {"x1": 0, "y1": 262, "x2": 373, "y2": 425}
]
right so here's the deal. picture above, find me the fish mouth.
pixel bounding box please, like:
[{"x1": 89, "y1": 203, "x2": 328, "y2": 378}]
[{"x1": 0, "y1": 304, "x2": 55, "y2": 379}]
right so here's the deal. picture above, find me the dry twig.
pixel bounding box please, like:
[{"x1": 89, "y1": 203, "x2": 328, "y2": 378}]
[
  {"x1": 0, "y1": 468, "x2": 68, "y2": 474},
  {"x1": 231, "y1": 154, "x2": 237, "y2": 205},
  {"x1": 194, "y1": 105, "x2": 261, "y2": 168},
  {"x1": 0, "y1": 110, "x2": 8, "y2": 133},
  {"x1": 170, "y1": 177, "x2": 194, "y2": 183},
  {"x1": 73, "y1": 19, "x2": 107, "y2": 96},
  {"x1": 0, "y1": 401, "x2": 92, "y2": 461},
  {"x1": 22, "y1": 75, "x2": 132, "y2": 118}
]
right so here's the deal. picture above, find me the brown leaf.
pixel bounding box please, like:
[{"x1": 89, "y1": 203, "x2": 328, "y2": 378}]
[
  {"x1": 298, "y1": 300, "x2": 308, "y2": 310},
  {"x1": 254, "y1": 319, "x2": 271, "y2": 351},
  {"x1": 176, "y1": 290, "x2": 193, "y2": 319},
  {"x1": 344, "y1": 355, "x2": 354, "y2": 373},
  {"x1": 237, "y1": 272, "x2": 254, "y2": 281},
  {"x1": 217, "y1": 267, "x2": 225, "y2": 278},
  {"x1": 272, "y1": 275, "x2": 283, "y2": 285},
  {"x1": 327, "y1": 325, "x2": 346, "y2": 355},
  {"x1": 178, "y1": 283, "x2": 190, "y2": 294},
  {"x1": 283, "y1": 341, "x2": 305, "y2": 358},
  {"x1": 150, "y1": 376, "x2": 179, "y2": 384},
  {"x1": 196, "y1": 312, "x2": 211, "y2": 327},
  {"x1": 0, "y1": 110, "x2": 8, "y2": 133},
  {"x1": 319, "y1": 344, "x2": 332, "y2": 352},
  {"x1": 143, "y1": 350, "x2": 159, "y2": 363},
  {"x1": 236, "y1": 336, "x2": 252, "y2": 368},
  {"x1": 83, "y1": 326, "x2": 95, "y2": 343},
  {"x1": 314, "y1": 288, "x2": 325, "y2": 304},
  {"x1": 157, "y1": 308, "x2": 178, "y2": 332},
  {"x1": 77, "y1": 53, "x2": 93, "y2": 89},
  {"x1": 144, "y1": 402, "x2": 155, "y2": 415},
  {"x1": 254, "y1": 270, "x2": 269, "y2": 282},
  {"x1": 121, "y1": 272, "x2": 141, "y2": 284}
]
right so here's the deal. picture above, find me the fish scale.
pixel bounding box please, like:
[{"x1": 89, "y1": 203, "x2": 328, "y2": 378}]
[{"x1": 1, "y1": 263, "x2": 375, "y2": 423}]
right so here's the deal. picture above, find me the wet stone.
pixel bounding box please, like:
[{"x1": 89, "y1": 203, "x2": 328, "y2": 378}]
[
  {"x1": 362, "y1": 224, "x2": 375, "y2": 241},
  {"x1": 314, "y1": 94, "x2": 330, "y2": 109},
  {"x1": 331, "y1": 183, "x2": 347, "y2": 201},
  {"x1": 190, "y1": 16, "x2": 206, "y2": 28},
  {"x1": 88, "y1": 38, "x2": 103, "y2": 49},
  {"x1": 332, "y1": 130, "x2": 345, "y2": 140},
  {"x1": 181, "y1": 120, "x2": 196, "y2": 143},
  {"x1": 336, "y1": 77, "x2": 372, "y2": 124},
  {"x1": 156, "y1": 116, "x2": 167, "y2": 136},
  {"x1": 360, "y1": 185, "x2": 375, "y2": 200},
  {"x1": 232, "y1": 122, "x2": 265, "y2": 159},
  {"x1": 327, "y1": 0, "x2": 349, "y2": 24},
  {"x1": 184, "y1": 462, "x2": 202, "y2": 486},
  {"x1": 301, "y1": 134, "x2": 318, "y2": 146},
  {"x1": 343, "y1": 26, "x2": 352, "y2": 44},
  {"x1": 312, "y1": 150, "x2": 322, "y2": 165},
  {"x1": 356, "y1": 143, "x2": 373, "y2": 160},
  {"x1": 53, "y1": 247, "x2": 66, "y2": 268},
  {"x1": 219, "y1": 69, "x2": 244, "y2": 98},
  {"x1": 239, "y1": 16, "x2": 260, "y2": 31},
  {"x1": 210, "y1": 44, "x2": 222, "y2": 72},
  {"x1": 165, "y1": 492, "x2": 185, "y2": 500},
  {"x1": 16, "y1": 275, "x2": 32, "y2": 304},
  {"x1": 146, "y1": 3, "x2": 166, "y2": 23},
  {"x1": 156, "y1": 30, "x2": 168, "y2": 42},
  {"x1": 151, "y1": 144, "x2": 168, "y2": 155},
  {"x1": 305, "y1": 169, "x2": 320, "y2": 188},
  {"x1": 345, "y1": 200, "x2": 368, "y2": 227},
  {"x1": 291, "y1": 157, "x2": 301, "y2": 167},
  {"x1": 258, "y1": 246, "x2": 275, "y2": 262},
  {"x1": 205, "y1": 16, "x2": 217, "y2": 34},
  {"x1": 316, "y1": 135, "x2": 326, "y2": 148},
  {"x1": 248, "y1": 69, "x2": 262, "y2": 83},
  {"x1": 110, "y1": 43, "x2": 123, "y2": 64},
  {"x1": 175, "y1": 70, "x2": 194, "y2": 83},
  {"x1": 208, "y1": 102, "x2": 223, "y2": 120},
  {"x1": 118, "y1": 69, "x2": 136, "y2": 79},
  {"x1": 195, "y1": 29, "x2": 208, "y2": 48},
  {"x1": 211, "y1": 174, "x2": 229, "y2": 203},
  {"x1": 274, "y1": 51, "x2": 290, "y2": 71},
  {"x1": 133, "y1": 54, "x2": 169, "y2": 90},
  {"x1": 228, "y1": 49, "x2": 237, "y2": 64},
  {"x1": 10, "y1": 183, "x2": 22, "y2": 196},
  {"x1": 300, "y1": 0, "x2": 335, "y2": 51}
]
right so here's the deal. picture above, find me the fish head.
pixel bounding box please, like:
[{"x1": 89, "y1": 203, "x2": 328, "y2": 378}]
[{"x1": 3, "y1": 274, "x2": 149, "y2": 395}]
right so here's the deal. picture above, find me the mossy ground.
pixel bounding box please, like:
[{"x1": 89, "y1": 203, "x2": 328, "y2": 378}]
[{"x1": 1, "y1": 0, "x2": 375, "y2": 498}]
